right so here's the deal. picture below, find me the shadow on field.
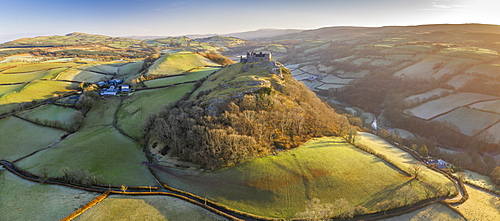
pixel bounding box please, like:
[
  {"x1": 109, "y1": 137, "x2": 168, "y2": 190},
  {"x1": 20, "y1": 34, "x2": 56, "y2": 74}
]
[
  {"x1": 151, "y1": 164, "x2": 275, "y2": 202},
  {"x1": 359, "y1": 180, "x2": 415, "y2": 208}
]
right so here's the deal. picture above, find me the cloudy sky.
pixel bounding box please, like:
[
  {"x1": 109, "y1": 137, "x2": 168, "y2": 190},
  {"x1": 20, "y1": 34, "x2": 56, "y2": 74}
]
[{"x1": 0, "y1": 0, "x2": 499, "y2": 42}]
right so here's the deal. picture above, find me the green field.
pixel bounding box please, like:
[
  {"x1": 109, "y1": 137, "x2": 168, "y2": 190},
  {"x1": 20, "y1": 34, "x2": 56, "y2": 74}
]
[
  {"x1": 0, "y1": 171, "x2": 99, "y2": 220},
  {"x1": 81, "y1": 97, "x2": 120, "y2": 128},
  {"x1": 0, "y1": 116, "x2": 66, "y2": 161},
  {"x1": 0, "y1": 81, "x2": 78, "y2": 107},
  {"x1": 144, "y1": 67, "x2": 219, "y2": 87},
  {"x1": 56, "y1": 68, "x2": 109, "y2": 82},
  {"x1": 117, "y1": 83, "x2": 194, "y2": 139},
  {"x1": 85, "y1": 64, "x2": 118, "y2": 74},
  {"x1": 0, "y1": 84, "x2": 24, "y2": 96},
  {"x1": 2, "y1": 63, "x2": 78, "y2": 74},
  {"x1": 0, "y1": 67, "x2": 68, "y2": 83},
  {"x1": 19, "y1": 104, "x2": 79, "y2": 129},
  {"x1": 117, "y1": 61, "x2": 143, "y2": 83},
  {"x1": 146, "y1": 52, "x2": 217, "y2": 77},
  {"x1": 74, "y1": 195, "x2": 228, "y2": 221},
  {"x1": 153, "y1": 136, "x2": 446, "y2": 219},
  {"x1": 16, "y1": 126, "x2": 156, "y2": 186},
  {"x1": 16, "y1": 96, "x2": 157, "y2": 186}
]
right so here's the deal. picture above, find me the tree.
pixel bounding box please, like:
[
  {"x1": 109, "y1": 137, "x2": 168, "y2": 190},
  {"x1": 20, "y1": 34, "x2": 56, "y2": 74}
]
[
  {"x1": 409, "y1": 164, "x2": 423, "y2": 179},
  {"x1": 419, "y1": 145, "x2": 429, "y2": 158},
  {"x1": 410, "y1": 144, "x2": 418, "y2": 152},
  {"x1": 377, "y1": 129, "x2": 390, "y2": 139},
  {"x1": 120, "y1": 185, "x2": 128, "y2": 193},
  {"x1": 490, "y1": 166, "x2": 500, "y2": 186}
]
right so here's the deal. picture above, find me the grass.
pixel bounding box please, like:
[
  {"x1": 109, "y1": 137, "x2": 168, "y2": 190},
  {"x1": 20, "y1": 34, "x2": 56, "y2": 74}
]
[
  {"x1": 81, "y1": 97, "x2": 120, "y2": 128},
  {"x1": 144, "y1": 67, "x2": 219, "y2": 87},
  {"x1": 190, "y1": 63, "x2": 283, "y2": 103},
  {"x1": 0, "y1": 116, "x2": 66, "y2": 161},
  {"x1": 455, "y1": 170, "x2": 500, "y2": 193},
  {"x1": 146, "y1": 52, "x2": 217, "y2": 77},
  {"x1": 405, "y1": 92, "x2": 498, "y2": 120},
  {"x1": 117, "y1": 61, "x2": 143, "y2": 83},
  {"x1": 84, "y1": 64, "x2": 119, "y2": 74},
  {"x1": 2, "y1": 63, "x2": 78, "y2": 74},
  {"x1": 356, "y1": 132, "x2": 453, "y2": 186},
  {"x1": 0, "y1": 84, "x2": 24, "y2": 96},
  {"x1": 0, "y1": 81, "x2": 78, "y2": 106},
  {"x1": 381, "y1": 203, "x2": 465, "y2": 221},
  {"x1": 0, "y1": 171, "x2": 99, "y2": 220},
  {"x1": 433, "y1": 107, "x2": 500, "y2": 136},
  {"x1": 153, "y1": 137, "x2": 444, "y2": 219},
  {"x1": 15, "y1": 96, "x2": 156, "y2": 186},
  {"x1": 19, "y1": 104, "x2": 79, "y2": 129},
  {"x1": 453, "y1": 184, "x2": 500, "y2": 221},
  {"x1": 117, "y1": 83, "x2": 194, "y2": 139},
  {"x1": 16, "y1": 126, "x2": 156, "y2": 186},
  {"x1": 0, "y1": 67, "x2": 68, "y2": 83},
  {"x1": 74, "y1": 195, "x2": 228, "y2": 221},
  {"x1": 56, "y1": 67, "x2": 109, "y2": 82}
]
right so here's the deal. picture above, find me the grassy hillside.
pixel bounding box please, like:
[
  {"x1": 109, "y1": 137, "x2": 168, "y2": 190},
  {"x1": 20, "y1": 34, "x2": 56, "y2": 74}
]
[
  {"x1": 145, "y1": 52, "x2": 218, "y2": 77},
  {"x1": 144, "y1": 66, "x2": 219, "y2": 87},
  {"x1": 153, "y1": 136, "x2": 455, "y2": 219},
  {"x1": 16, "y1": 98, "x2": 156, "y2": 186},
  {"x1": 0, "y1": 116, "x2": 66, "y2": 161},
  {"x1": 117, "y1": 83, "x2": 195, "y2": 139}
]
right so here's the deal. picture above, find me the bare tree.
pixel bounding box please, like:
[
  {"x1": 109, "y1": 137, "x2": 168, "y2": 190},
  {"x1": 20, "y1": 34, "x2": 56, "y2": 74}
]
[{"x1": 409, "y1": 164, "x2": 423, "y2": 179}]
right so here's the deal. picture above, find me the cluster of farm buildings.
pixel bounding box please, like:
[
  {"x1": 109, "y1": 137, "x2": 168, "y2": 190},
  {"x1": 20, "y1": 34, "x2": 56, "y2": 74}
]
[{"x1": 96, "y1": 78, "x2": 131, "y2": 96}]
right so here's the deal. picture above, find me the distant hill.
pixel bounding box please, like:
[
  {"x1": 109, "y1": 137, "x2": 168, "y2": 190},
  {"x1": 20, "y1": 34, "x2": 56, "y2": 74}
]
[{"x1": 222, "y1": 28, "x2": 304, "y2": 40}]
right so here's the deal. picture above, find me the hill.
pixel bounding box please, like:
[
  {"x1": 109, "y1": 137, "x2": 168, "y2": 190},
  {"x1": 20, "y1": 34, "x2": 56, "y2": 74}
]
[
  {"x1": 143, "y1": 57, "x2": 349, "y2": 169},
  {"x1": 151, "y1": 136, "x2": 456, "y2": 219}
]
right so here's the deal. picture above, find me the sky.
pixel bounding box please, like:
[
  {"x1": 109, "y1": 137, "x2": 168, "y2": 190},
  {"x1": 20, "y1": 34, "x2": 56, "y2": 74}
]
[{"x1": 0, "y1": 0, "x2": 499, "y2": 43}]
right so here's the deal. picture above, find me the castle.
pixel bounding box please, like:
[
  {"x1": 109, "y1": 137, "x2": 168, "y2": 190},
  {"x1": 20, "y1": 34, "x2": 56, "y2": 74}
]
[{"x1": 240, "y1": 51, "x2": 272, "y2": 63}]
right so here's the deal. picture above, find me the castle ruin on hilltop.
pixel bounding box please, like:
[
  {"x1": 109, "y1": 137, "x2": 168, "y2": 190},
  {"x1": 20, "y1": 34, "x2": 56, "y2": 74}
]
[{"x1": 240, "y1": 51, "x2": 272, "y2": 63}]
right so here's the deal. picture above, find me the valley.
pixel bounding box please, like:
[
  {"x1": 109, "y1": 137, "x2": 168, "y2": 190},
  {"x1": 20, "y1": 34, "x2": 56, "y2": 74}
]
[{"x1": 0, "y1": 25, "x2": 499, "y2": 220}]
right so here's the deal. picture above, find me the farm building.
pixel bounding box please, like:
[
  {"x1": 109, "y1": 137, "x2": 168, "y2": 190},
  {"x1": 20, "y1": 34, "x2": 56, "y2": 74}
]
[
  {"x1": 100, "y1": 85, "x2": 118, "y2": 96},
  {"x1": 120, "y1": 85, "x2": 130, "y2": 92},
  {"x1": 426, "y1": 159, "x2": 449, "y2": 169}
]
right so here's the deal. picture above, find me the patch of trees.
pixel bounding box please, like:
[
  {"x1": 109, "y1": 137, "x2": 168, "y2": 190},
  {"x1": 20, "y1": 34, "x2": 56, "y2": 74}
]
[
  {"x1": 0, "y1": 49, "x2": 32, "y2": 57},
  {"x1": 198, "y1": 51, "x2": 234, "y2": 66},
  {"x1": 144, "y1": 71, "x2": 347, "y2": 169}
]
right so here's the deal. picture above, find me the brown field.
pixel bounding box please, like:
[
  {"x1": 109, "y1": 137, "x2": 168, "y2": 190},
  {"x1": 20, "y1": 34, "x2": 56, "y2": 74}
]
[
  {"x1": 433, "y1": 107, "x2": 500, "y2": 136},
  {"x1": 453, "y1": 184, "x2": 500, "y2": 221}
]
